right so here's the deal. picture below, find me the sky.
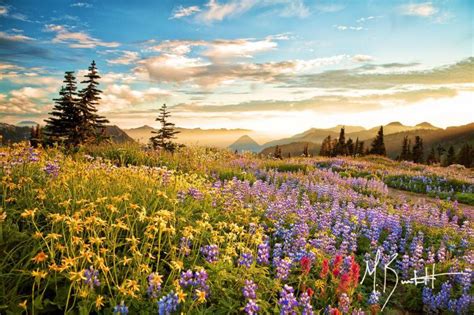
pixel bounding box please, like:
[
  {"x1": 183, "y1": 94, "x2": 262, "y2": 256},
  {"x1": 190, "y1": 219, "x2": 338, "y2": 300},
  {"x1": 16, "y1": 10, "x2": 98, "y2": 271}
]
[{"x1": 0, "y1": 0, "x2": 473, "y2": 136}]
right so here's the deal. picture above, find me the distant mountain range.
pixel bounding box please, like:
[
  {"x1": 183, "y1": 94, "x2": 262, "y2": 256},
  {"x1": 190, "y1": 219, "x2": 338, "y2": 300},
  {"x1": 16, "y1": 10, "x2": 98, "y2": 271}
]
[
  {"x1": 229, "y1": 135, "x2": 261, "y2": 153},
  {"x1": 257, "y1": 122, "x2": 473, "y2": 158},
  {"x1": 0, "y1": 122, "x2": 133, "y2": 144},
  {"x1": 124, "y1": 125, "x2": 264, "y2": 148}
]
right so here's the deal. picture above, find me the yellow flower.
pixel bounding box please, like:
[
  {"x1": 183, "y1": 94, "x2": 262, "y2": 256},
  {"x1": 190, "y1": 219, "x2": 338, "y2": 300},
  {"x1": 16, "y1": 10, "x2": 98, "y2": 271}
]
[
  {"x1": 122, "y1": 256, "x2": 132, "y2": 266},
  {"x1": 149, "y1": 273, "x2": 163, "y2": 287},
  {"x1": 171, "y1": 260, "x2": 183, "y2": 271},
  {"x1": 177, "y1": 289, "x2": 187, "y2": 303},
  {"x1": 31, "y1": 251, "x2": 48, "y2": 264},
  {"x1": 21, "y1": 208, "x2": 37, "y2": 219},
  {"x1": 33, "y1": 231, "x2": 43, "y2": 239},
  {"x1": 69, "y1": 271, "x2": 86, "y2": 282},
  {"x1": 315, "y1": 279, "x2": 326, "y2": 291},
  {"x1": 0, "y1": 209, "x2": 6, "y2": 223},
  {"x1": 31, "y1": 269, "x2": 48, "y2": 281},
  {"x1": 95, "y1": 295, "x2": 104, "y2": 310},
  {"x1": 196, "y1": 289, "x2": 206, "y2": 303},
  {"x1": 18, "y1": 299, "x2": 27, "y2": 310}
]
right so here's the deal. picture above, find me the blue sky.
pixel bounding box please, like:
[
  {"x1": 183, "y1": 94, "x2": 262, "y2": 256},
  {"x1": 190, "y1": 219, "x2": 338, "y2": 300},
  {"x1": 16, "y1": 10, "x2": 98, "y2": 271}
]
[{"x1": 0, "y1": 1, "x2": 473, "y2": 134}]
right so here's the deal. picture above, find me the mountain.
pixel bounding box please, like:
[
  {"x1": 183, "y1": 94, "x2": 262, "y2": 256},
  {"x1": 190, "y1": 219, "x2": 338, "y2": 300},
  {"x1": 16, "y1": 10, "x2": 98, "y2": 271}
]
[
  {"x1": 0, "y1": 123, "x2": 31, "y2": 144},
  {"x1": 260, "y1": 142, "x2": 320, "y2": 157},
  {"x1": 124, "y1": 125, "x2": 258, "y2": 148},
  {"x1": 375, "y1": 123, "x2": 474, "y2": 159},
  {"x1": 16, "y1": 121, "x2": 39, "y2": 127},
  {"x1": 324, "y1": 125, "x2": 366, "y2": 133},
  {"x1": 259, "y1": 122, "x2": 468, "y2": 158},
  {"x1": 105, "y1": 125, "x2": 135, "y2": 143},
  {"x1": 229, "y1": 135, "x2": 261, "y2": 153}
]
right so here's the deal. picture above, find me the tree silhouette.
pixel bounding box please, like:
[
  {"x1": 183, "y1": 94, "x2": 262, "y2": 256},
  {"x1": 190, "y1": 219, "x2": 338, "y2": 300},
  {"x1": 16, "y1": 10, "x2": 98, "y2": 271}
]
[
  {"x1": 456, "y1": 144, "x2": 472, "y2": 167},
  {"x1": 150, "y1": 104, "x2": 180, "y2": 151},
  {"x1": 370, "y1": 126, "x2": 386, "y2": 156},
  {"x1": 44, "y1": 71, "x2": 82, "y2": 146},
  {"x1": 412, "y1": 136, "x2": 424, "y2": 163},
  {"x1": 78, "y1": 60, "x2": 109, "y2": 143}
]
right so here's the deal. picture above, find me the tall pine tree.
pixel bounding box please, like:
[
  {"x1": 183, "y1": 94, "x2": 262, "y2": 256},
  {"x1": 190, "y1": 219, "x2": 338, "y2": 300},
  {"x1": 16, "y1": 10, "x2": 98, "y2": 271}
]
[
  {"x1": 150, "y1": 104, "x2": 180, "y2": 151},
  {"x1": 456, "y1": 144, "x2": 472, "y2": 168},
  {"x1": 426, "y1": 147, "x2": 437, "y2": 165},
  {"x1": 334, "y1": 127, "x2": 347, "y2": 156},
  {"x1": 445, "y1": 145, "x2": 456, "y2": 166},
  {"x1": 78, "y1": 60, "x2": 109, "y2": 143},
  {"x1": 369, "y1": 126, "x2": 386, "y2": 156},
  {"x1": 399, "y1": 136, "x2": 411, "y2": 161},
  {"x1": 412, "y1": 136, "x2": 424, "y2": 163},
  {"x1": 44, "y1": 71, "x2": 82, "y2": 146}
]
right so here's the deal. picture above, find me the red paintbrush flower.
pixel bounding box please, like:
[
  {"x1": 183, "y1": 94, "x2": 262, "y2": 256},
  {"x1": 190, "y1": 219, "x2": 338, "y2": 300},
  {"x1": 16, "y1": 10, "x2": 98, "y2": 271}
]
[
  {"x1": 306, "y1": 287, "x2": 314, "y2": 297},
  {"x1": 337, "y1": 272, "x2": 351, "y2": 293},
  {"x1": 300, "y1": 256, "x2": 311, "y2": 275},
  {"x1": 332, "y1": 255, "x2": 343, "y2": 277},
  {"x1": 320, "y1": 259, "x2": 329, "y2": 278}
]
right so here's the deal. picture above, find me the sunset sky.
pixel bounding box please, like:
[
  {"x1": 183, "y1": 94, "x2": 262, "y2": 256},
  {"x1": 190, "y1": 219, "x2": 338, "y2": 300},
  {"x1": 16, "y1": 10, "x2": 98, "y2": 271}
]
[{"x1": 0, "y1": 0, "x2": 473, "y2": 135}]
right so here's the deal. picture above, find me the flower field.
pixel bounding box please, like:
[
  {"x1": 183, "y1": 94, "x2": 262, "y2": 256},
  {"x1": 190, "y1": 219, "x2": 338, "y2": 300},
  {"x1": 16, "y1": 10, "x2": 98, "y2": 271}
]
[{"x1": 0, "y1": 144, "x2": 473, "y2": 314}]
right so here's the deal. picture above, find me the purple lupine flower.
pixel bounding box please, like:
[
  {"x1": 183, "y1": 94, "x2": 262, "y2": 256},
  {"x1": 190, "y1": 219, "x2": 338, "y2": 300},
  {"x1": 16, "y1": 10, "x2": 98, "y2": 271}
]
[
  {"x1": 43, "y1": 161, "x2": 60, "y2": 177},
  {"x1": 147, "y1": 272, "x2": 162, "y2": 298},
  {"x1": 299, "y1": 291, "x2": 313, "y2": 315},
  {"x1": 200, "y1": 244, "x2": 219, "y2": 263},
  {"x1": 257, "y1": 242, "x2": 270, "y2": 265},
  {"x1": 187, "y1": 187, "x2": 203, "y2": 200},
  {"x1": 194, "y1": 269, "x2": 209, "y2": 292},
  {"x1": 275, "y1": 258, "x2": 292, "y2": 280},
  {"x1": 84, "y1": 266, "x2": 100, "y2": 288},
  {"x1": 113, "y1": 301, "x2": 129, "y2": 314},
  {"x1": 244, "y1": 299, "x2": 260, "y2": 315},
  {"x1": 158, "y1": 291, "x2": 179, "y2": 315},
  {"x1": 278, "y1": 285, "x2": 298, "y2": 315},
  {"x1": 368, "y1": 291, "x2": 381, "y2": 305},
  {"x1": 179, "y1": 270, "x2": 194, "y2": 288},
  {"x1": 242, "y1": 280, "x2": 257, "y2": 299},
  {"x1": 239, "y1": 252, "x2": 254, "y2": 268}
]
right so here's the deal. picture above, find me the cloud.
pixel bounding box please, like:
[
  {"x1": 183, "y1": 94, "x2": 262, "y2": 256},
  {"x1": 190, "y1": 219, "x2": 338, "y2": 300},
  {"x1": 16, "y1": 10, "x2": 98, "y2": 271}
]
[
  {"x1": 400, "y1": 2, "x2": 438, "y2": 17},
  {"x1": 171, "y1": 5, "x2": 201, "y2": 19},
  {"x1": 101, "y1": 84, "x2": 171, "y2": 112},
  {"x1": 334, "y1": 25, "x2": 364, "y2": 31},
  {"x1": 45, "y1": 24, "x2": 120, "y2": 48},
  {"x1": 314, "y1": 3, "x2": 345, "y2": 13},
  {"x1": 106, "y1": 51, "x2": 140, "y2": 65},
  {"x1": 0, "y1": 31, "x2": 34, "y2": 42},
  {"x1": 0, "y1": 87, "x2": 48, "y2": 115},
  {"x1": 352, "y1": 55, "x2": 374, "y2": 62},
  {"x1": 71, "y1": 2, "x2": 92, "y2": 8}
]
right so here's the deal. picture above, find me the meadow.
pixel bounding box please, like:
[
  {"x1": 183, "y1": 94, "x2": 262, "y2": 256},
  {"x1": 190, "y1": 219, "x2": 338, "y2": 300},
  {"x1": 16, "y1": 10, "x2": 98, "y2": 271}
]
[{"x1": 0, "y1": 143, "x2": 472, "y2": 314}]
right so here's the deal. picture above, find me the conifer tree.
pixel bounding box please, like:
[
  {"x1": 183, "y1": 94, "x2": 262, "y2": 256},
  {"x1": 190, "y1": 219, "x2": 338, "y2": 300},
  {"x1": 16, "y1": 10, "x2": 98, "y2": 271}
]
[
  {"x1": 400, "y1": 136, "x2": 411, "y2": 161},
  {"x1": 303, "y1": 143, "x2": 309, "y2": 157},
  {"x1": 369, "y1": 126, "x2": 386, "y2": 156},
  {"x1": 436, "y1": 145, "x2": 446, "y2": 163},
  {"x1": 346, "y1": 138, "x2": 354, "y2": 156},
  {"x1": 357, "y1": 140, "x2": 365, "y2": 156},
  {"x1": 319, "y1": 135, "x2": 332, "y2": 156},
  {"x1": 274, "y1": 145, "x2": 282, "y2": 159},
  {"x1": 426, "y1": 147, "x2": 437, "y2": 165},
  {"x1": 44, "y1": 71, "x2": 82, "y2": 146},
  {"x1": 412, "y1": 136, "x2": 424, "y2": 163},
  {"x1": 334, "y1": 127, "x2": 347, "y2": 156},
  {"x1": 78, "y1": 60, "x2": 109, "y2": 142},
  {"x1": 150, "y1": 104, "x2": 180, "y2": 151},
  {"x1": 445, "y1": 145, "x2": 456, "y2": 166},
  {"x1": 456, "y1": 144, "x2": 472, "y2": 168},
  {"x1": 354, "y1": 138, "x2": 359, "y2": 157},
  {"x1": 30, "y1": 124, "x2": 42, "y2": 148}
]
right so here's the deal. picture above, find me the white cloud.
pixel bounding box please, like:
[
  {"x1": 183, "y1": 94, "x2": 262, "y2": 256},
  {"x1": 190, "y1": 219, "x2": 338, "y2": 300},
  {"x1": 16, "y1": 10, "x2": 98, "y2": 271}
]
[
  {"x1": 71, "y1": 2, "x2": 92, "y2": 8},
  {"x1": 400, "y1": 2, "x2": 438, "y2": 17},
  {"x1": 352, "y1": 54, "x2": 374, "y2": 62},
  {"x1": 106, "y1": 51, "x2": 140, "y2": 65},
  {"x1": 0, "y1": 31, "x2": 34, "y2": 41},
  {"x1": 45, "y1": 24, "x2": 120, "y2": 49},
  {"x1": 101, "y1": 84, "x2": 171, "y2": 112},
  {"x1": 197, "y1": 0, "x2": 256, "y2": 22},
  {"x1": 315, "y1": 3, "x2": 345, "y2": 13},
  {"x1": 0, "y1": 87, "x2": 47, "y2": 114},
  {"x1": 334, "y1": 25, "x2": 364, "y2": 31},
  {"x1": 171, "y1": 5, "x2": 201, "y2": 19}
]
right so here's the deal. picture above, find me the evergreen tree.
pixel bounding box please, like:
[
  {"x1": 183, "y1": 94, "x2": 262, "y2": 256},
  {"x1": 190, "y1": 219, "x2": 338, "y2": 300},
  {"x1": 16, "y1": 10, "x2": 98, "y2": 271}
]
[
  {"x1": 456, "y1": 144, "x2": 473, "y2": 168},
  {"x1": 370, "y1": 126, "x2": 386, "y2": 156},
  {"x1": 426, "y1": 147, "x2": 437, "y2": 165},
  {"x1": 78, "y1": 60, "x2": 109, "y2": 142},
  {"x1": 150, "y1": 104, "x2": 180, "y2": 151},
  {"x1": 274, "y1": 145, "x2": 282, "y2": 159},
  {"x1": 320, "y1": 135, "x2": 332, "y2": 156},
  {"x1": 44, "y1": 71, "x2": 82, "y2": 146},
  {"x1": 354, "y1": 138, "x2": 359, "y2": 157},
  {"x1": 303, "y1": 143, "x2": 309, "y2": 157},
  {"x1": 334, "y1": 127, "x2": 347, "y2": 155},
  {"x1": 399, "y1": 136, "x2": 411, "y2": 161},
  {"x1": 412, "y1": 136, "x2": 424, "y2": 163},
  {"x1": 445, "y1": 145, "x2": 456, "y2": 166},
  {"x1": 354, "y1": 138, "x2": 365, "y2": 157},
  {"x1": 346, "y1": 138, "x2": 354, "y2": 156}
]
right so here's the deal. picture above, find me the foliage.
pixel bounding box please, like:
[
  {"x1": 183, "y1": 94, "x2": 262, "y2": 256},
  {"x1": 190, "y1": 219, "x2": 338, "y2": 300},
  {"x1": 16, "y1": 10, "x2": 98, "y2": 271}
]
[{"x1": 150, "y1": 104, "x2": 180, "y2": 152}]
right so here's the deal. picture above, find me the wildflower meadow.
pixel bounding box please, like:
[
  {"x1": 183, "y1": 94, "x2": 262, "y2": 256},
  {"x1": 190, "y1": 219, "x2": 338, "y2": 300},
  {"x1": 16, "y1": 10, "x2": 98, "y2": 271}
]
[{"x1": 0, "y1": 143, "x2": 472, "y2": 314}]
